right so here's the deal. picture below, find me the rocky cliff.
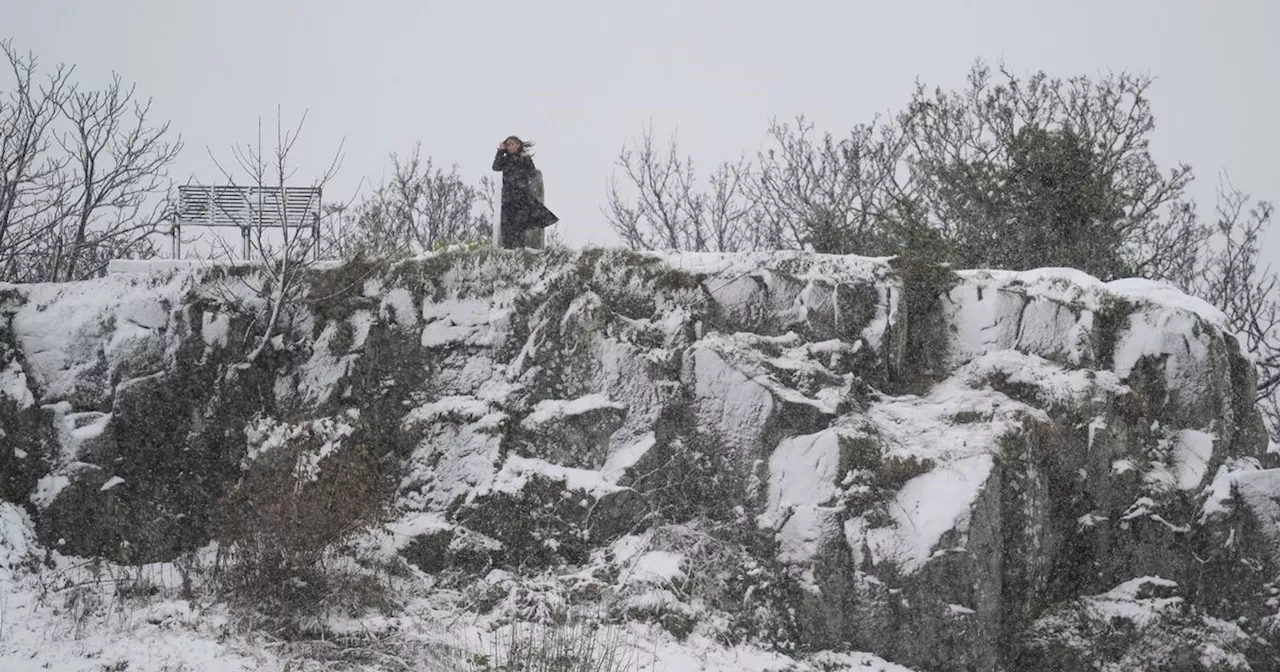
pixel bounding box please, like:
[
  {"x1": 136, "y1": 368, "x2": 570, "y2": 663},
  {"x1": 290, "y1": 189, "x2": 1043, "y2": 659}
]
[{"x1": 1, "y1": 249, "x2": 1278, "y2": 671}]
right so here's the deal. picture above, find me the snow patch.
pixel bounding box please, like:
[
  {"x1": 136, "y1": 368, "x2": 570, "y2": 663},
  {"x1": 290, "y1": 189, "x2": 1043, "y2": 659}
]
[
  {"x1": 1223, "y1": 468, "x2": 1280, "y2": 554},
  {"x1": 486, "y1": 455, "x2": 626, "y2": 499},
  {"x1": 404, "y1": 395, "x2": 492, "y2": 426},
  {"x1": 401, "y1": 413, "x2": 504, "y2": 511},
  {"x1": 948, "y1": 604, "x2": 976, "y2": 616},
  {"x1": 602, "y1": 432, "x2": 656, "y2": 481},
  {"x1": 1077, "y1": 576, "x2": 1182, "y2": 629},
  {"x1": 760, "y1": 430, "x2": 842, "y2": 566},
  {"x1": 624, "y1": 551, "x2": 685, "y2": 587},
  {"x1": 30, "y1": 474, "x2": 70, "y2": 509},
  {"x1": 691, "y1": 345, "x2": 775, "y2": 455},
  {"x1": 1170, "y1": 429, "x2": 1215, "y2": 490},
  {"x1": 381, "y1": 287, "x2": 419, "y2": 326},
  {"x1": 242, "y1": 414, "x2": 356, "y2": 482},
  {"x1": 523, "y1": 393, "x2": 625, "y2": 428},
  {"x1": 846, "y1": 454, "x2": 994, "y2": 573},
  {"x1": 200, "y1": 310, "x2": 230, "y2": 351},
  {"x1": 0, "y1": 503, "x2": 35, "y2": 574},
  {"x1": 0, "y1": 359, "x2": 33, "y2": 409},
  {"x1": 421, "y1": 297, "x2": 510, "y2": 348},
  {"x1": 12, "y1": 272, "x2": 190, "y2": 404}
]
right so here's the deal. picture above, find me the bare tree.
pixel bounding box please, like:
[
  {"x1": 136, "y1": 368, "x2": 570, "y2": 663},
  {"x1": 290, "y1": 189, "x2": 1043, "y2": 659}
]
[
  {"x1": 0, "y1": 40, "x2": 73, "y2": 282},
  {"x1": 606, "y1": 116, "x2": 911, "y2": 255},
  {"x1": 386, "y1": 143, "x2": 486, "y2": 250},
  {"x1": 316, "y1": 200, "x2": 356, "y2": 259},
  {"x1": 50, "y1": 73, "x2": 181, "y2": 281},
  {"x1": 606, "y1": 126, "x2": 690, "y2": 250},
  {"x1": 605, "y1": 125, "x2": 755, "y2": 252},
  {"x1": 327, "y1": 143, "x2": 488, "y2": 256},
  {"x1": 207, "y1": 109, "x2": 344, "y2": 363},
  {"x1": 1187, "y1": 179, "x2": 1280, "y2": 436},
  {"x1": 609, "y1": 60, "x2": 1204, "y2": 272},
  {"x1": 901, "y1": 60, "x2": 1206, "y2": 278},
  {"x1": 687, "y1": 157, "x2": 755, "y2": 252},
  {"x1": 752, "y1": 114, "x2": 912, "y2": 254},
  {"x1": 327, "y1": 183, "x2": 396, "y2": 258},
  {"x1": 476, "y1": 174, "x2": 498, "y2": 246},
  {"x1": 2, "y1": 40, "x2": 181, "y2": 283}
]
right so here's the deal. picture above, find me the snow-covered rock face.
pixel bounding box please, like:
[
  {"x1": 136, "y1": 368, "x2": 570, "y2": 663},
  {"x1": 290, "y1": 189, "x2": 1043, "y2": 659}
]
[{"x1": 1, "y1": 249, "x2": 1276, "y2": 670}]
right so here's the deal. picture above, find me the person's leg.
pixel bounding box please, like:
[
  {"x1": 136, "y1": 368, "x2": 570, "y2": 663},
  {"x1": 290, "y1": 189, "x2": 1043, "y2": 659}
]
[{"x1": 524, "y1": 227, "x2": 544, "y2": 250}]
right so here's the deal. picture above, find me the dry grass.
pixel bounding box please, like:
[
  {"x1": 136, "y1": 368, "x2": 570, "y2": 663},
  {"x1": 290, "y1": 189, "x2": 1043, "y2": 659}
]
[{"x1": 464, "y1": 619, "x2": 642, "y2": 672}]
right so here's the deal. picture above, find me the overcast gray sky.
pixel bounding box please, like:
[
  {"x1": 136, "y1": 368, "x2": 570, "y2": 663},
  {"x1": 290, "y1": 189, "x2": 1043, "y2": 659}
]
[{"x1": 5, "y1": 0, "x2": 1278, "y2": 258}]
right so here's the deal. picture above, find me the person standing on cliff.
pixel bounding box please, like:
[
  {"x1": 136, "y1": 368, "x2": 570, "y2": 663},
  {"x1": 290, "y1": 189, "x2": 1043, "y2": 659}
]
[{"x1": 492, "y1": 136, "x2": 558, "y2": 249}]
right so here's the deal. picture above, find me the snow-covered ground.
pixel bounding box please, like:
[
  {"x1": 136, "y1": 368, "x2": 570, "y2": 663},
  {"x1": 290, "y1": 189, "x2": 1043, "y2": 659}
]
[{"x1": 0, "y1": 504, "x2": 915, "y2": 671}]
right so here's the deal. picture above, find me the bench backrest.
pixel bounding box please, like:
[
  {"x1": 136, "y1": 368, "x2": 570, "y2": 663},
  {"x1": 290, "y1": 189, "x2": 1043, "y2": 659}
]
[{"x1": 176, "y1": 185, "x2": 322, "y2": 228}]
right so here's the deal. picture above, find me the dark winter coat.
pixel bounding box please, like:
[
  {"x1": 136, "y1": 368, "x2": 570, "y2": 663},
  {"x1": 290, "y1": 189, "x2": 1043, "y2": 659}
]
[{"x1": 492, "y1": 150, "x2": 558, "y2": 248}]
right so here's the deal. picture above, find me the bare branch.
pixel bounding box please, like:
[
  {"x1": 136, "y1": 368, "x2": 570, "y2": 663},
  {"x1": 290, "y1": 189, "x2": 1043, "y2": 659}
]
[
  {"x1": 205, "y1": 108, "x2": 345, "y2": 364},
  {"x1": 325, "y1": 141, "x2": 486, "y2": 258},
  {"x1": 0, "y1": 39, "x2": 76, "y2": 281},
  {"x1": 605, "y1": 123, "x2": 757, "y2": 252},
  {"x1": 51, "y1": 70, "x2": 182, "y2": 280}
]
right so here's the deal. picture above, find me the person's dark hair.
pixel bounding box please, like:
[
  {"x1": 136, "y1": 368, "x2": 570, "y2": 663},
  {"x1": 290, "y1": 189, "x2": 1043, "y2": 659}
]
[{"x1": 505, "y1": 135, "x2": 535, "y2": 155}]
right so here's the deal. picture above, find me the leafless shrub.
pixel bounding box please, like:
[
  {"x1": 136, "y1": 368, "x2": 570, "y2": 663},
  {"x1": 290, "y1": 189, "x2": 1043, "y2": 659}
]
[
  {"x1": 1185, "y1": 177, "x2": 1279, "y2": 437},
  {"x1": 605, "y1": 124, "x2": 755, "y2": 252},
  {"x1": 752, "y1": 114, "x2": 911, "y2": 254},
  {"x1": 213, "y1": 418, "x2": 400, "y2": 637},
  {"x1": 325, "y1": 142, "x2": 492, "y2": 259}
]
